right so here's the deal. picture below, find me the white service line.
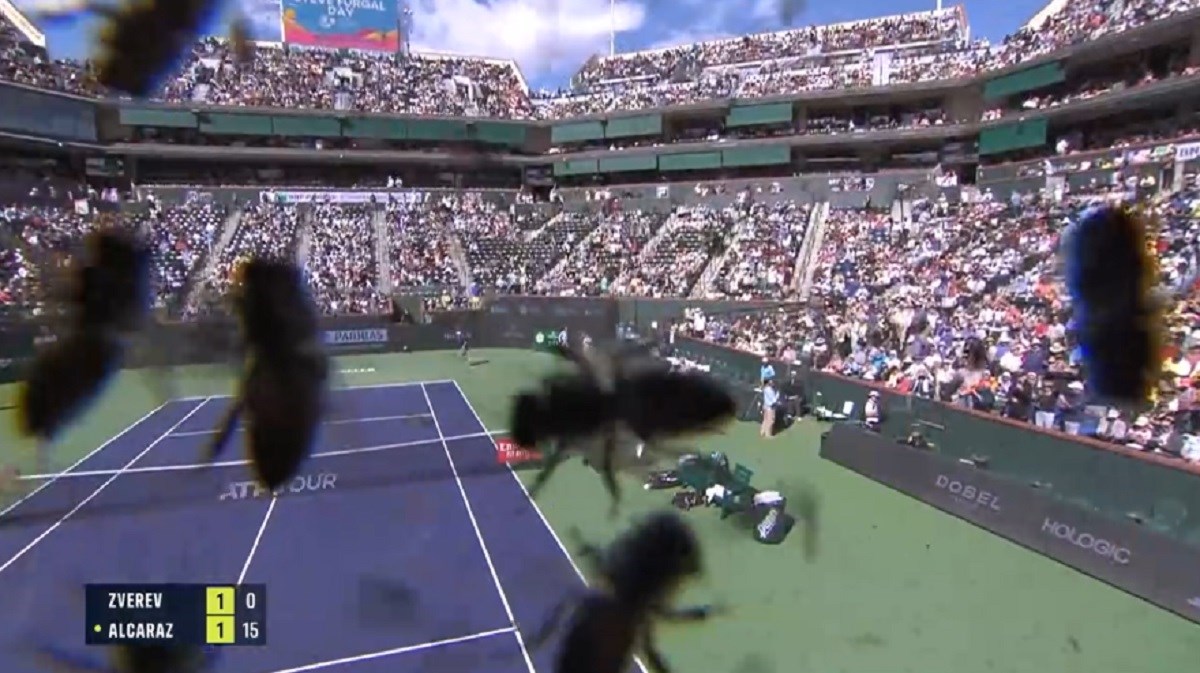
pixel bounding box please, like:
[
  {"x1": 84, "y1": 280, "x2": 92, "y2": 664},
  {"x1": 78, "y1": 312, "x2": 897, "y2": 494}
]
[
  {"x1": 265, "y1": 627, "x2": 517, "y2": 673},
  {"x1": 16, "y1": 429, "x2": 509, "y2": 481},
  {"x1": 168, "y1": 413, "x2": 432, "y2": 437},
  {"x1": 0, "y1": 397, "x2": 213, "y2": 576},
  {"x1": 237, "y1": 495, "x2": 277, "y2": 584},
  {"x1": 449, "y1": 380, "x2": 651, "y2": 673},
  {"x1": 0, "y1": 402, "x2": 169, "y2": 519},
  {"x1": 420, "y1": 383, "x2": 537, "y2": 673}
]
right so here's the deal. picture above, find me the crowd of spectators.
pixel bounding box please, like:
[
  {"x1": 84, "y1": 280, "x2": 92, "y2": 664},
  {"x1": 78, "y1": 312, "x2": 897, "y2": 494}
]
[
  {"x1": 2, "y1": 0, "x2": 1198, "y2": 119},
  {"x1": 307, "y1": 204, "x2": 386, "y2": 315},
  {"x1": 699, "y1": 201, "x2": 812, "y2": 300},
  {"x1": 135, "y1": 201, "x2": 225, "y2": 308},
  {"x1": 534, "y1": 210, "x2": 666, "y2": 296},
  {"x1": 615, "y1": 206, "x2": 734, "y2": 298},
  {"x1": 388, "y1": 197, "x2": 462, "y2": 289},
  {"x1": 687, "y1": 182, "x2": 1200, "y2": 464},
  {"x1": 194, "y1": 202, "x2": 303, "y2": 312}
]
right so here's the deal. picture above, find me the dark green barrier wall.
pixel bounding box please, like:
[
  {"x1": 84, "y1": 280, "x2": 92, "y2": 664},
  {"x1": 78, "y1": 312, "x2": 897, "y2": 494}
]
[
  {"x1": 671, "y1": 337, "x2": 1200, "y2": 547},
  {"x1": 726, "y1": 103, "x2": 794, "y2": 127},
  {"x1": 983, "y1": 62, "x2": 1065, "y2": 100},
  {"x1": 979, "y1": 119, "x2": 1048, "y2": 155},
  {"x1": 722, "y1": 145, "x2": 790, "y2": 167},
  {"x1": 0, "y1": 85, "x2": 96, "y2": 142},
  {"x1": 551, "y1": 121, "x2": 605, "y2": 143},
  {"x1": 605, "y1": 115, "x2": 662, "y2": 138}
]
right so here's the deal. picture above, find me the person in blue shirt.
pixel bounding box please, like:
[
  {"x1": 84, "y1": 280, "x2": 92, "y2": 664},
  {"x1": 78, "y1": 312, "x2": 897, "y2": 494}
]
[
  {"x1": 760, "y1": 358, "x2": 776, "y2": 384},
  {"x1": 761, "y1": 379, "x2": 780, "y2": 438}
]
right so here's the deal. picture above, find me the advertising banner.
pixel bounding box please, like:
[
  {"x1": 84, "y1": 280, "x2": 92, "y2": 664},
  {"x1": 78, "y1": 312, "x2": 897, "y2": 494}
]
[
  {"x1": 281, "y1": 0, "x2": 400, "y2": 52},
  {"x1": 324, "y1": 329, "x2": 387, "y2": 347},
  {"x1": 495, "y1": 438, "x2": 543, "y2": 467},
  {"x1": 1175, "y1": 142, "x2": 1200, "y2": 163},
  {"x1": 820, "y1": 424, "x2": 1200, "y2": 624},
  {"x1": 264, "y1": 190, "x2": 425, "y2": 205}
]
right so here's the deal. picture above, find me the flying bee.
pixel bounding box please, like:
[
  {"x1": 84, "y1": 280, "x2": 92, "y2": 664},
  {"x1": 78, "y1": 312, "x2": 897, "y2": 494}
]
[
  {"x1": 528, "y1": 512, "x2": 721, "y2": 673},
  {"x1": 37, "y1": 643, "x2": 219, "y2": 673},
  {"x1": 206, "y1": 257, "x2": 329, "y2": 492},
  {"x1": 512, "y1": 344, "x2": 735, "y2": 514},
  {"x1": 16, "y1": 228, "x2": 152, "y2": 453},
  {"x1": 31, "y1": 0, "x2": 236, "y2": 97},
  {"x1": 1059, "y1": 204, "x2": 1198, "y2": 411}
]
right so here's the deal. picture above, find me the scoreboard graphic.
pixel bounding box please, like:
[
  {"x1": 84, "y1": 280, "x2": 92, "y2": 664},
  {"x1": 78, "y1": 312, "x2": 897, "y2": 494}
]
[{"x1": 86, "y1": 584, "x2": 267, "y2": 646}]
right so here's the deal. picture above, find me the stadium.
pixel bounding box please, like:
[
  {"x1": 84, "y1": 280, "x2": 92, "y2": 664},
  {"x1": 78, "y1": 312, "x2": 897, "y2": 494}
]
[{"x1": 1, "y1": 0, "x2": 1200, "y2": 671}]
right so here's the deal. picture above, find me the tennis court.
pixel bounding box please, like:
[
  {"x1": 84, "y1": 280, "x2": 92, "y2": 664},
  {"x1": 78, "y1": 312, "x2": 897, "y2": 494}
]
[
  {"x1": 0, "y1": 351, "x2": 1198, "y2": 673},
  {"x1": 0, "y1": 378, "x2": 639, "y2": 673}
]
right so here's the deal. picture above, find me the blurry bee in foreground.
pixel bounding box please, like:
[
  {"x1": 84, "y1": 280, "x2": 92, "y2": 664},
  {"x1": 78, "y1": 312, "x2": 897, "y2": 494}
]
[
  {"x1": 1059, "y1": 204, "x2": 1193, "y2": 408},
  {"x1": 528, "y1": 512, "x2": 721, "y2": 673},
  {"x1": 206, "y1": 258, "x2": 329, "y2": 491},
  {"x1": 512, "y1": 344, "x2": 735, "y2": 514},
  {"x1": 38, "y1": 643, "x2": 219, "y2": 673},
  {"x1": 32, "y1": 0, "x2": 244, "y2": 97},
  {"x1": 17, "y1": 228, "x2": 152, "y2": 451}
]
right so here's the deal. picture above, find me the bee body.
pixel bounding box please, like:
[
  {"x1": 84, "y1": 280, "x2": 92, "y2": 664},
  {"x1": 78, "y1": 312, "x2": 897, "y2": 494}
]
[
  {"x1": 1062, "y1": 204, "x2": 1161, "y2": 405},
  {"x1": 207, "y1": 258, "x2": 328, "y2": 491},
  {"x1": 513, "y1": 347, "x2": 734, "y2": 511},
  {"x1": 16, "y1": 229, "x2": 151, "y2": 442},
  {"x1": 534, "y1": 512, "x2": 715, "y2": 673}
]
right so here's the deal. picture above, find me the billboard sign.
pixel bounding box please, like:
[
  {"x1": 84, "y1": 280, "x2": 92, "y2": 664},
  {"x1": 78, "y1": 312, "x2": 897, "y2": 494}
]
[
  {"x1": 820, "y1": 423, "x2": 1200, "y2": 624},
  {"x1": 281, "y1": 0, "x2": 399, "y2": 52},
  {"x1": 324, "y1": 328, "x2": 387, "y2": 347}
]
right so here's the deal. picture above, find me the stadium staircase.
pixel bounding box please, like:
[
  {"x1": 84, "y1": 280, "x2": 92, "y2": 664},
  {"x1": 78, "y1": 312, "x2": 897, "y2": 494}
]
[
  {"x1": 373, "y1": 209, "x2": 393, "y2": 295},
  {"x1": 796, "y1": 202, "x2": 831, "y2": 301},
  {"x1": 634, "y1": 207, "x2": 683, "y2": 264},
  {"x1": 690, "y1": 208, "x2": 752, "y2": 298},
  {"x1": 542, "y1": 219, "x2": 605, "y2": 280},
  {"x1": 525, "y1": 212, "x2": 564, "y2": 242},
  {"x1": 446, "y1": 233, "x2": 472, "y2": 288},
  {"x1": 295, "y1": 208, "x2": 315, "y2": 266},
  {"x1": 188, "y1": 206, "x2": 243, "y2": 295}
]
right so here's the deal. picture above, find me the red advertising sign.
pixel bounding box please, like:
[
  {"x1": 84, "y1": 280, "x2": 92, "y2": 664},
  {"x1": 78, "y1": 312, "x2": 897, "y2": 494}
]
[{"x1": 495, "y1": 438, "x2": 542, "y2": 465}]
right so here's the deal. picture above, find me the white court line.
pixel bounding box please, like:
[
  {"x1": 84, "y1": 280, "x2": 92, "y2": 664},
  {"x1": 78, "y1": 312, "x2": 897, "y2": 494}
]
[
  {"x1": 174, "y1": 378, "x2": 456, "y2": 402},
  {"x1": 237, "y1": 495, "x2": 277, "y2": 584},
  {"x1": 15, "y1": 429, "x2": 509, "y2": 481},
  {"x1": 265, "y1": 627, "x2": 517, "y2": 673},
  {"x1": 0, "y1": 398, "x2": 213, "y2": 576},
  {"x1": 449, "y1": 380, "x2": 652, "y2": 673},
  {"x1": 0, "y1": 402, "x2": 170, "y2": 519},
  {"x1": 421, "y1": 383, "x2": 537, "y2": 673},
  {"x1": 168, "y1": 413, "x2": 433, "y2": 437}
]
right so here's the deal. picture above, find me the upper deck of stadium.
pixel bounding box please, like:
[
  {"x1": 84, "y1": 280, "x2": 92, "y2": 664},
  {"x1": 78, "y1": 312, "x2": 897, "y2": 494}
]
[{"x1": 0, "y1": 0, "x2": 1197, "y2": 119}]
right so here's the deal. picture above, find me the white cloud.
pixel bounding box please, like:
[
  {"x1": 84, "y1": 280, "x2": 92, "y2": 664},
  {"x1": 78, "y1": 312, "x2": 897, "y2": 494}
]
[
  {"x1": 238, "y1": 0, "x2": 284, "y2": 40},
  {"x1": 407, "y1": 0, "x2": 646, "y2": 80}
]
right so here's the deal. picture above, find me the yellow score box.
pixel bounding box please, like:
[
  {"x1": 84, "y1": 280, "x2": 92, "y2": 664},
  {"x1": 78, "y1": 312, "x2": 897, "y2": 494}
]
[
  {"x1": 205, "y1": 587, "x2": 235, "y2": 615},
  {"x1": 205, "y1": 616, "x2": 235, "y2": 644}
]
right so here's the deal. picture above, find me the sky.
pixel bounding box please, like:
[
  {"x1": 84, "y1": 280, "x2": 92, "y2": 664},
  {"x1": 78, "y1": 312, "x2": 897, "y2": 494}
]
[{"x1": 13, "y1": 0, "x2": 1051, "y2": 89}]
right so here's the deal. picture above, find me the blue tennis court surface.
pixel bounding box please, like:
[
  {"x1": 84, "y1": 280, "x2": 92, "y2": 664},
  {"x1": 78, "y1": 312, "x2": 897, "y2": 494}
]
[{"x1": 0, "y1": 380, "x2": 627, "y2": 673}]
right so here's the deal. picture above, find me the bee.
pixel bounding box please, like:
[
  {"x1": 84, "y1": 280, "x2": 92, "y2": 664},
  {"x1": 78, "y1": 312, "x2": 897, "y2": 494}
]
[
  {"x1": 16, "y1": 228, "x2": 152, "y2": 450},
  {"x1": 512, "y1": 344, "x2": 735, "y2": 514},
  {"x1": 206, "y1": 257, "x2": 329, "y2": 491},
  {"x1": 1060, "y1": 204, "x2": 1181, "y2": 408},
  {"x1": 32, "y1": 0, "x2": 242, "y2": 97},
  {"x1": 528, "y1": 512, "x2": 720, "y2": 673},
  {"x1": 38, "y1": 643, "x2": 219, "y2": 673}
]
